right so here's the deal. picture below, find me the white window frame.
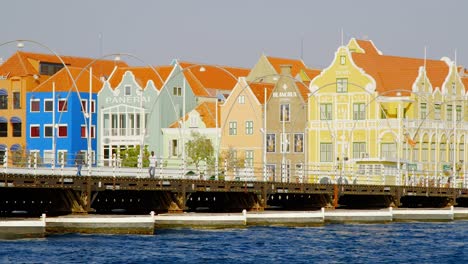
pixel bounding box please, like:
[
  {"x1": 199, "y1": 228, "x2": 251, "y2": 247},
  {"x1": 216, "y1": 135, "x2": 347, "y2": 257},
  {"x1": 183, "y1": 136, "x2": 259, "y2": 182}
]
[
  {"x1": 238, "y1": 95, "x2": 245, "y2": 104},
  {"x1": 30, "y1": 124, "x2": 40, "y2": 138},
  {"x1": 229, "y1": 121, "x2": 237, "y2": 135},
  {"x1": 44, "y1": 124, "x2": 53, "y2": 138},
  {"x1": 58, "y1": 99, "x2": 68, "y2": 112},
  {"x1": 124, "y1": 85, "x2": 132, "y2": 96},
  {"x1": 30, "y1": 98, "x2": 40, "y2": 112},
  {"x1": 57, "y1": 124, "x2": 68, "y2": 138},
  {"x1": 320, "y1": 143, "x2": 333, "y2": 162},
  {"x1": 44, "y1": 99, "x2": 53, "y2": 112},
  {"x1": 245, "y1": 121, "x2": 253, "y2": 135},
  {"x1": 81, "y1": 99, "x2": 88, "y2": 113},
  {"x1": 337, "y1": 78, "x2": 348, "y2": 93}
]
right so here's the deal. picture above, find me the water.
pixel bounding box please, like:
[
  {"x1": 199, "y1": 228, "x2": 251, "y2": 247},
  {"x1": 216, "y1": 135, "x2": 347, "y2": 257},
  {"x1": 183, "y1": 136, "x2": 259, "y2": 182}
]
[{"x1": 1, "y1": 221, "x2": 467, "y2": 263}]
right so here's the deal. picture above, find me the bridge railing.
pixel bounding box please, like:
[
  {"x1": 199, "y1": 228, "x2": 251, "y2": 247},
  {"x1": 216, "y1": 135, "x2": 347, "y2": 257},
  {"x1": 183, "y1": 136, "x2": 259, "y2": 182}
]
[{"x1": 2, "y1": 155, "x2": 466, "y2": 189}]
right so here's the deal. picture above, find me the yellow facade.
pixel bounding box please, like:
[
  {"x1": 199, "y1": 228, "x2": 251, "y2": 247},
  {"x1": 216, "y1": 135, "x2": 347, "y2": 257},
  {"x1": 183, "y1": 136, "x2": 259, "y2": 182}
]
[{"x1": 307, "y1": 40, "x2": 468, "y2": 187}]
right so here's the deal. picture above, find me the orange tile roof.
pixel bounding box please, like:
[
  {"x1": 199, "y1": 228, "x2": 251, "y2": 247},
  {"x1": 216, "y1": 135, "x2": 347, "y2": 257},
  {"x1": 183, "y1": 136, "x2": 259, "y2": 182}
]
[
  {"x1": 266, "y1": 56, "x2": 308, "y2": 77},
  {"x1": 462, "y1": 77, "x2": 468, "y2": 92},
  {"x1": 169, "y1": 102, "x2": 220, "y2": 128},
  {"x1": 351, "y1": 41, "x2": 449, "y2": 96},
  {"x1": 248, "y1": 82, "x2": 275, "y2": 104},
  {"x1": 355, "y1": 40, "x2": 381, "y2": 55},
  {"x1": 302, "y1": 68, "x2": 321, "y2": 80},
  {"x1": 295, "y1": 81, "x2": 310, "y2": 101},
  {"x1": 32, "y1": 67, "x2": 103, "y2": 93},
  {"x1": 0, "y1": 51, "x2": 127, "y2": 78},
  {"x1": 108, "y1": 66, "x2": 174, "y2": 90},
  {"x1": 179, "y1": 62, "x2": 249, "y2": 97}
]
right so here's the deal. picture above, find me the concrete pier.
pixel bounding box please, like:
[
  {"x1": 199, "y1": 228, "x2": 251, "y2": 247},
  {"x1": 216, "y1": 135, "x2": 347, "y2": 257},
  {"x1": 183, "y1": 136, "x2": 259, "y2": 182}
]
[
  {"x1": 392, "y1": 207, "x2": 454, "y2": 221},
  {"x1": 324, "y1": 208, "x2": 393, "y2": 223},
  {"x1": 155, "y1": 213, "x2": 246, "y2": 228},
  {"x1": 0, "y1": 216, "x2": 46, "y2": 239},
  {"x1": 45, "y1": 213, "x2": 155, "y2": 235},
  {"x1": 246, "y1": 210, "x2": 324, "y2": 226}
]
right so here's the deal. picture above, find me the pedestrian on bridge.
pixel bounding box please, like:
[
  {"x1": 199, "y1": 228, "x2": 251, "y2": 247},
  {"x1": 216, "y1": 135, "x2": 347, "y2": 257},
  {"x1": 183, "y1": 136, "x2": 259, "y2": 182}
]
[
  {"x1": 149, "y1": 151, "x2": 157, "y2": 178},
  {"x1": 75, "y1": 152, "x2": 84, "y2": 176}
]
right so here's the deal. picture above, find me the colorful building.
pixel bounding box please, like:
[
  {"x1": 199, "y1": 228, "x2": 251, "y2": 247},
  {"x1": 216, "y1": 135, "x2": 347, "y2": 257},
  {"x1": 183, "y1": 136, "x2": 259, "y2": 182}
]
[
  {"x1": 26, "y1": 67, "x2": 102, "y2": 166},
  {"x1": 307, "y1": 38, "x2": 468, "y2": 185},
  {"x1": 0, "y1": 51, "x2": 126, "y2": 165}
]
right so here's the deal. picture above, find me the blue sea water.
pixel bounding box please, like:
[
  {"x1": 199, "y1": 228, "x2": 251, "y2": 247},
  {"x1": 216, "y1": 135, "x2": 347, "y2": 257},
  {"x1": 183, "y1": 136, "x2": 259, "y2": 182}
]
[{"x1": 0, "y1": 221, "x2": 467, "y2": 263}]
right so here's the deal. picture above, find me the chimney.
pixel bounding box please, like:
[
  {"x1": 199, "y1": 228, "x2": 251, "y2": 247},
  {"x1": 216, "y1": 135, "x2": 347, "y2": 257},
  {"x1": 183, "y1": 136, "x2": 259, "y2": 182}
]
[{"x1": 280, "y1": 64, "x2": 292, "y2": 76}]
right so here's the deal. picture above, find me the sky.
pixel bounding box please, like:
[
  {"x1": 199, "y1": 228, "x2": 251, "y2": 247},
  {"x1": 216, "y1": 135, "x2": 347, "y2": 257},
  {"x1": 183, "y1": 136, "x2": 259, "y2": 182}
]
[{"x1": 1, "y1": 0, "x2": 467, "y2": 69}]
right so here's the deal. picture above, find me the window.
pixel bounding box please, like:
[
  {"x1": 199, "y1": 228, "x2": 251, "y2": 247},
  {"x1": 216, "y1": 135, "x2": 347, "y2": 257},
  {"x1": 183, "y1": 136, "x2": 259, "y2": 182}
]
[
  {"x1": 431, "y1": 142, "x2": 436, "y2": 162},
  {"x1": 460, "y1": 144, "x2": 464, "y2": 162},
  {"x1": 353, "y1": 142, "x2": 366, "y2": 159},
  {"x1": 12, "y1": 123, "x2": 21, "y2": 137},
  {"x1": 452, "y1": 82, "x2": 456, "y2": 95},
  {"x1": 280, "y1": 104, "x2": 290, "y2": 122},
  {"x1": 0, "y1": 122, "x2": 6, "y2": 137},
  {"x1": 440, "y1": 143, "x2": 446, "y2": 162},
  {"x1": 293, "y1": 133, "x2": 304, "y2": 153},
  {"x1": 267, "y1": 134, "x2": 276, "y2": 152},
  {"x1": 173, "y1": 87, "x2": 182, "y2": 96},
  {"x1": 124, "y1": 85, "x2": 132, "y2": 96},
  {"x1": 456, "y1": 105, "x2": 462, "y2": 121},
  {"x1": 245, "y1": 121, "x2": 253, "y2": 135},
  {"x1": 81, "y1": 99, "x2": 87, "y2": 113},
  {"x1": 320, "y1": 104, "x2": 332, "y2": 120},
  {"x1": 340, "y1": 55, "x2": 346, "y2": 65},
  {"x1": 229, "y1": 121, "x2": 237, "y2": 135},
  {"x1": 381, "y1": 143, "x2": 396, "y2": 159},
  {"x1": 280, "y1": 133, "x2": 290, "y2": 153},
  {"x1": 30, "y1": 125, "x2": 40, "y2": 138},
  {"x1": 91, "y1": 100, "x2": 96, "y2": 113},
  {"x1": 353, "y1": 103, "x2": 365, "y2": 120},
  {"x1": 80, "y1": 126, "x2": 95, "y2": 138},
  {"x1": 58, "y1": 99, "x2": 67, "y2": 112},
  {"x1": 57, "y1": 150, "x2": 68, "y2": 164},
  {"x1": 31, "y1": 99, "x2": 40, "y2": 112},
  {"x1": 171, "y1": 139, "x2": 178, "y2": 157},
  {"x1": 39, "y1": 62, "x2": 64, "y2": 75},
  {"x1": 422, "y1": 142, "x2": 428, "y2": 162},
  {"x1": 412, "y1": 143, "x2": 419, "y2": 161},
  {"x1": 58, "y1": 125, "x2": 68, "y2": 138},
  {"x1": 44, "y1": 125, "x2": 53, "y2": 138},
  {"x1": 238, "y1": 95, "x2": 245, "y2": 104},
  {"x1": 320, "y1": 143, "x2": 333, "y2": 162},
  {"x1": 43, "y1": 150, "x2": 54, "y2": 164},
  {"x1": 44, "y1": 99, "x2": 53, "y2": 112},
  {"x1": 0, "y1": 93, "x2": 7, "y2": 109},
  {"x1": 245, "y1": 150, "x2": 254, "y2": 167},
  {"x1": 447, "y1": 105, "x2": 452, "y2": 121},
  {"x1": 434, "y1": 104, "x2": 441, "y2": 120},
  {"x1": 13, "y1": 92, "x2": 20, "y2": 109},
  {"x1": 420, "y1": 103, "x2": 427, "y2": 119},
  {"x1": 337, "y1": 78, "x2": 348, "y2": 93}
]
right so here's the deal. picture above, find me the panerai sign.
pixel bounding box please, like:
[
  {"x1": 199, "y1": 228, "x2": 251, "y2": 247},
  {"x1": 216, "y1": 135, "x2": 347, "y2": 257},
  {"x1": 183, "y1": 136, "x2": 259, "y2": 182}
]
[
  {"x1": 105, "y1": 96, "x2": 151, "y2": 104},
  {"x1": 272, "y1": 91, "x2": 297, "y2": 98}
]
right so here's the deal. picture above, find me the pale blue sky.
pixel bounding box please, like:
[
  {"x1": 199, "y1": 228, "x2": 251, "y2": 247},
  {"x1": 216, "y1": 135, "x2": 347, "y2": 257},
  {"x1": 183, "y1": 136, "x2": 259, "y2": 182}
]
[{"x1": 1, "y1": 0, "x2": 467, "y2": 69}]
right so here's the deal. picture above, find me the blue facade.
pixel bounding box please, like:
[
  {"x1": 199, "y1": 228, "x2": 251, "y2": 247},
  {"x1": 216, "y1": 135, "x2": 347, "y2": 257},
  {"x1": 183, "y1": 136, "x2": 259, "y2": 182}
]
[{"x1": 26, "y1": 91, "x2": 97, "y2": 166}]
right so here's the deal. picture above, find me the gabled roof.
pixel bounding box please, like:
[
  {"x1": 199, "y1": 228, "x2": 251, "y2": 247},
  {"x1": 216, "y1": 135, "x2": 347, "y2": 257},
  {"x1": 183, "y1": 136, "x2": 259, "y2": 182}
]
[
  {"x1": 301, "y1": 68, "x2": 321, "y2": 81},
  {"x1": 351, "y1": 39, "x2": 449, "y2": 96},
  {"x1": 295, "y1": 81, "x2": 310, "y2": 101},
  {"x1": 355, "y1": 40, "x2": 382, "y2": 55},
  {"x1": 462, "y1": 77, "x2": 468, "y2": 92},
  {"x1": 266, "y1": 56, "x2": 308, "y2": 77},
  {"x1": 108, "y1": 66, "x2": 173, "y2": 89},
  {"x1": 178, "y1": 62, "x2": 249, "y2": 97},
  {"x1": 32, "y1": 67, "x2": 103, "y2": 93},
  {"x1": 0, "y1": 51, "x2": 127, "y2": 78},
  {"x1": 169, "y1": 101, "x2": 220, "y2": 128},
  {"x1": 248, "y1": 82, "x2": 275, "y2": 104}
]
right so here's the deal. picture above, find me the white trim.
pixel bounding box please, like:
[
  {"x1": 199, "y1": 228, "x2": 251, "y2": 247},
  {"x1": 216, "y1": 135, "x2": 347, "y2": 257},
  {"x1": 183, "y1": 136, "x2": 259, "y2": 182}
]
[
  {"x1": 44, "y1": 99, "x2": 53, "y2": 112},
  {"x1": 57, "y1": 124, "x2": 68, "y2": 138},
  {"x1": 30, "y1": 98, "x2": 40, "y2": 113},
  {"x1": 43, "y1": 124, "x2": 53, "y2": 138},
  {"x1": 30, "y1": 124, "x2": 40, "y2": 138},
  {"x1": 57, "y1": 98, "x2": 68, "y2": 112}
]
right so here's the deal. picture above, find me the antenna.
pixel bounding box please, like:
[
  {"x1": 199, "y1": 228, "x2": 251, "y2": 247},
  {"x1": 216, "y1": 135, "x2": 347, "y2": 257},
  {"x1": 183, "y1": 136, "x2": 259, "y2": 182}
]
[{"x1": 341, "y1": 28, "x2": 344, "y2": 46}]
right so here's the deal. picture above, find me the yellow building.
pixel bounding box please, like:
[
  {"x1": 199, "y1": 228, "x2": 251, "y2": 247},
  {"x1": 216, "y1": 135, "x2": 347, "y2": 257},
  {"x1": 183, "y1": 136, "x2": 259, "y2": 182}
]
[{"x1": 307, "y1": 39, "x2": 467, "y2": 186}]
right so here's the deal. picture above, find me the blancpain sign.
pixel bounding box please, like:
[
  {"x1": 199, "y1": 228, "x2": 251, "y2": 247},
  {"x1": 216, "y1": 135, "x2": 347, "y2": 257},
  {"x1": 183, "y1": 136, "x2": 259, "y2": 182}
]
[
  {"x1": 105, "y1": 96, "x2": 151, "y2": 104},
  {"x1": 272, "y1": 92, "x2": 297, "y2": 98}
]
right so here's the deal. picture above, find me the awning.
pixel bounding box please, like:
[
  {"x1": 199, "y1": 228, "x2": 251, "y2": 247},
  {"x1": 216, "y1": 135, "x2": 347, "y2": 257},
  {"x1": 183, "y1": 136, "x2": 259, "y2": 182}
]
[
  {"x1": 10, "y1": 144, "x2": 21, "y2": 151},
  {"x1": 0, "y1": 144, "x2": 6, "y2": 151},
  {"x1": 10, "y1": 116, "x2": 21, "y2": 123},
  {"x1": 0, "y1": 89, "x2": 7, "y2": 96},
  {"x1": 0, "y1": 116, "x2": 7, "y2": 123}
]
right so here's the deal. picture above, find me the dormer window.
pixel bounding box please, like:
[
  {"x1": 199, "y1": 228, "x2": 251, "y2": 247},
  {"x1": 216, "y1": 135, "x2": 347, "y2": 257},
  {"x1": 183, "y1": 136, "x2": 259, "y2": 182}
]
[
  {"x1": 340, "y1": 55, "x2": 346, "y2": 65},
  {"x1": 451, "y1": 82, "x2": 456, "y2": 95}
]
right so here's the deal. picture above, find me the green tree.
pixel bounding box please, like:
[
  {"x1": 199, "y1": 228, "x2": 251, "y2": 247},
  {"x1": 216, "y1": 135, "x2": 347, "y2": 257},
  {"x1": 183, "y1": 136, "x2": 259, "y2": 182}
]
[
  {"x1": 185, "y1": 132, "x2": 214, "y2": 168},
  {"x1": 121, "y1": 145, "x2": 150, "y2": 167}
]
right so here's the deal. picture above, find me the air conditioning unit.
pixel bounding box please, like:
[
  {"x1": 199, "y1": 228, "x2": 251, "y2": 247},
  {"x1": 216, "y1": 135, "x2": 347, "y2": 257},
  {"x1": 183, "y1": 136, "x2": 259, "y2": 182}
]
[{"x1": 360, "y1": 152, "x2": 369, "y2": 159}]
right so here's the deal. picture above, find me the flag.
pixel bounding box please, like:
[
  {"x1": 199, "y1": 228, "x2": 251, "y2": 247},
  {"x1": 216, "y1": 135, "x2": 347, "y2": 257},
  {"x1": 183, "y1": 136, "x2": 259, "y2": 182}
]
[{"x1": 405, "y1": 133, "x2": 416, "y2": 147}]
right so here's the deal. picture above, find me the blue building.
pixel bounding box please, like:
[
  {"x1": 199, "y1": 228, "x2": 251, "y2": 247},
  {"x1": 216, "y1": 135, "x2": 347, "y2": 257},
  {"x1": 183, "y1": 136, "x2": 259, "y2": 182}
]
[{"x1": 26, "y1": 67, "x2": 101, "y2": 166}]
